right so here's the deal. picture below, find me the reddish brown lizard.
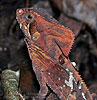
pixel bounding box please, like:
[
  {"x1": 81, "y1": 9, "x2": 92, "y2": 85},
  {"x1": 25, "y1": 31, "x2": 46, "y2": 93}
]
[{"x1": 16, "y1": 7, "x2": 93, "y2": 100}]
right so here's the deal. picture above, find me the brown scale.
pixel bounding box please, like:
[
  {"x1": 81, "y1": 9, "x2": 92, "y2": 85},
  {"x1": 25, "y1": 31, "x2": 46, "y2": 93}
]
[{"x1": 16, "y1": 7, "x2": 95, "y2": 100}]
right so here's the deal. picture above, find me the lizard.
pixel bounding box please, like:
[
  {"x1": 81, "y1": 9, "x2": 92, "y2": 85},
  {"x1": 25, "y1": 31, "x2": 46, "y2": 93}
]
[{"x1": 16, "y1": 7, "x2": 93, "y2": 100}]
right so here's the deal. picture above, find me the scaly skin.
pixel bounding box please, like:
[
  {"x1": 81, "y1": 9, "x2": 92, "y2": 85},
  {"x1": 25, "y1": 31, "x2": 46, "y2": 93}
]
[{"x1": 16, "y1": 7, "x2": 93, "y2": 100}]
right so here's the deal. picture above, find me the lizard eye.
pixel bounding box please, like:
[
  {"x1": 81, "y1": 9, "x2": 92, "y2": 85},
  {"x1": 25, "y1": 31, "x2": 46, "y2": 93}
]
[
  {"x1": 27, "y1": 15, "x2": 33, "y2": 20},
  {"x1": 25, "y1": 14, "x2": 35, "y2": 23}
]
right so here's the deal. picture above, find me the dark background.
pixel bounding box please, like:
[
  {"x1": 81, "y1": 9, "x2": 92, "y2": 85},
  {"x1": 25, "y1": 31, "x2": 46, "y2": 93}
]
[{"x1": 0, "y1": 0, "x2": 97, "y2": 99}]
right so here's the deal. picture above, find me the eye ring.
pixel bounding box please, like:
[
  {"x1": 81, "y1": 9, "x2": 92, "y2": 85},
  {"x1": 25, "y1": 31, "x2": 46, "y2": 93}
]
[
  {"x1": 26, "y1": 14, "x2": 33, "y2": 20},
  {"x1": 27, "y1": 14, "x2": 33, "y2": 19},
  {"x1": 25, "y1": 14, "x2": 35, "y2": 23}
]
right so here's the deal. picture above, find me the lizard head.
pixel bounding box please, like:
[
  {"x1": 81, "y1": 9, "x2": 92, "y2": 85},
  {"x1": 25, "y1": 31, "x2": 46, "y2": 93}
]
[
  {"x1": 16, "y1": 7, "x2": 74, "y2": 61},
  {"x1": 16, "y1": 8, "x2": 36, "y2": 39},
  {"x1": 16, "y1": 7, "x2": 54, "y2": 44}
]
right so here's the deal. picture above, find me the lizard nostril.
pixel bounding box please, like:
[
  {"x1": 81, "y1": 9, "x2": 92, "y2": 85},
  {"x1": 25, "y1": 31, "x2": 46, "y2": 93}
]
[{"x1": 18, "y1": 9, "x2": 23, "y2": 15}]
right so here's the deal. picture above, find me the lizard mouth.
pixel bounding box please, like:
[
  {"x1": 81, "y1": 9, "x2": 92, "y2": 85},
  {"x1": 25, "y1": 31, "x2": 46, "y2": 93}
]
[
  {"x1": 16, "y1": 8, "x2": 36, "y2": 39},
  {"x1": 16, "y1": 9, "x2": 32, "y2": 39}
]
